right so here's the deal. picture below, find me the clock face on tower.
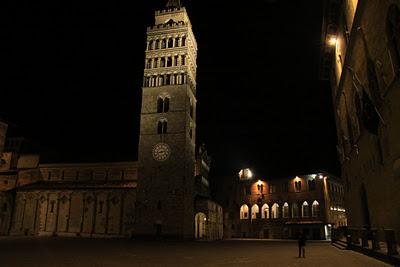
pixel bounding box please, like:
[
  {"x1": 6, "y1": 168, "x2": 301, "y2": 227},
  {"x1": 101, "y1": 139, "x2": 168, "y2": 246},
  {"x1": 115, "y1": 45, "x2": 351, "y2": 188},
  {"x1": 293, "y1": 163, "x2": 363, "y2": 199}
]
[{"x1": 152, "y1": 143, "x2": 171, "y2": 161}]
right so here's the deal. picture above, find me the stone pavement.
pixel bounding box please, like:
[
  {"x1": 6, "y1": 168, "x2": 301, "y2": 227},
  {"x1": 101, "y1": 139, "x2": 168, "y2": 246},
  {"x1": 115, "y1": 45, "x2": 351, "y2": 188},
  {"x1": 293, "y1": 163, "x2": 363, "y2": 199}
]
[{"x1": 0, "y1": 237, "x2": 392, "y2": 267}]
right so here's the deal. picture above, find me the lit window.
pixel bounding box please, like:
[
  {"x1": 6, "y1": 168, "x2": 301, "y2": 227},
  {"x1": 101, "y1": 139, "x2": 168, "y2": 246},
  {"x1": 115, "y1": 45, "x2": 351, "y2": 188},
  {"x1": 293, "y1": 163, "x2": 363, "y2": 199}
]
[
  {"x1": 295, "y1": 181, "x2": 302, "y2": 192},
  {"x1": 302, "y1": 201, "x2": 309, "y2": 217},
  {"x1": 282, "y1": 202, "x2": 289, "y2": 218},
  {"x1": 240, "y1": 204, "x2": 249, "y2": 220},
  {"x1": 251, "y1": 204, "x2": 259, "y2": 219},
  {"x1": 261, "y1": 204, "x2": 269, "y2": 219},
  {"x1": 312, "y1": 200, "x2": 320, "y2": 217},
  {"x1": 271, "y1": 203, "x2": 280, "y2": 219}
]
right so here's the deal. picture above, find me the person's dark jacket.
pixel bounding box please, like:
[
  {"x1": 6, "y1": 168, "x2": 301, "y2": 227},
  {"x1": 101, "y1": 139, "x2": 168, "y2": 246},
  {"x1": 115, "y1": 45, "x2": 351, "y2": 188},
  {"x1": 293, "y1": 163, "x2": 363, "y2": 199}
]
[{"x1": 298, "y1": 234, "x2": 307, "y2": 247}]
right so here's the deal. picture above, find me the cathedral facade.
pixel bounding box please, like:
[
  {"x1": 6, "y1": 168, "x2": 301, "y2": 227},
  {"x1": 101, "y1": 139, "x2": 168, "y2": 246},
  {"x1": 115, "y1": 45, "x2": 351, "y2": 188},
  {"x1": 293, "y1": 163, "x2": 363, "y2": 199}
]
[{"x1": 0, "y1": 1, "x2": 223, "y2": 240}]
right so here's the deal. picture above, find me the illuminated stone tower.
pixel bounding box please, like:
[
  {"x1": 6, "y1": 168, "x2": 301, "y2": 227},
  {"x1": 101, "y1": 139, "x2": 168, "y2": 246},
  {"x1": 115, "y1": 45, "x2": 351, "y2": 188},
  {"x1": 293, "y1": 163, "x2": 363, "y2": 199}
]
[{"x1": 135, "y1": 1, "x2": 198, "y2": 239}]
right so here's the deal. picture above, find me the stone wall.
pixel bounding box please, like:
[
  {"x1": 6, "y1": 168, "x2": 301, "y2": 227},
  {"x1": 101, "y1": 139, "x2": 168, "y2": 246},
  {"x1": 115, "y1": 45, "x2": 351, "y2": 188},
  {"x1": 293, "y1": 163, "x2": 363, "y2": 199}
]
[
  {"x1": 326, "y1": 0, "x2": 400, "y2": 241},
  {"x1": 10, "y1": 189, "x2": 136, "y2": 237},
  {"x1": 0, "y1": 121, "x2": 7, "y2": 156},
  {"x1": 0, "y1": 192, "x2": 13, "y2": 235}
]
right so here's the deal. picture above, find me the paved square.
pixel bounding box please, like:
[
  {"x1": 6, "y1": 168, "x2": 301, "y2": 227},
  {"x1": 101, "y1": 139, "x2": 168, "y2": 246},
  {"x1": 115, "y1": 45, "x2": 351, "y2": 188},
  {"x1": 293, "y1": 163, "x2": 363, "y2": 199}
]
[{"x1": 0, "y1": 237, "x2": 390, "y2": 267}]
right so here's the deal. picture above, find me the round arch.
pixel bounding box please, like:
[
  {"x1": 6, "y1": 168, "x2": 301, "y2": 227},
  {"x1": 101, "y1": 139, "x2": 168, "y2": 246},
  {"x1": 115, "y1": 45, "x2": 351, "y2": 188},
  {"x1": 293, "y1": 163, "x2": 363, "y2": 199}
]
[{"x1": 194, "y1": 212, "x2": 207, "y2": 239}]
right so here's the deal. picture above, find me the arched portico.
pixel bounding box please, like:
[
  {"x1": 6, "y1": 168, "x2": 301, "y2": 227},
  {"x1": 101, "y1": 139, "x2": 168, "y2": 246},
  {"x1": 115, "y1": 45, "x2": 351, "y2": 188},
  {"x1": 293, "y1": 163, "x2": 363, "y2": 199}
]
[{"x1": 194, "y1": 212, "x2": 207, "y2": 239}]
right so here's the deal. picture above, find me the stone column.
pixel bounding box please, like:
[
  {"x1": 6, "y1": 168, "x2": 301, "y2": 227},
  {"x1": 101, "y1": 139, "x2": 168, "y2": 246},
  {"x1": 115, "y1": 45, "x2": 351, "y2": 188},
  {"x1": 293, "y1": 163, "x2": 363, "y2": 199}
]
[
  {"x1": 361, "y1": 228, "x2": 368, "y2": 247},
  {"x1": 371, "y1": 228, "x2": 380, "y2": 250}
]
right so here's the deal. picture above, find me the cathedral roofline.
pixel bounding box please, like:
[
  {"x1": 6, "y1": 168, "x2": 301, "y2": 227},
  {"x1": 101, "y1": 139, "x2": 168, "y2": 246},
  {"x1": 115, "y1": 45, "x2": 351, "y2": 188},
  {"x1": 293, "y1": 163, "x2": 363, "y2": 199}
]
[{"x1": 14, "y1": 180, "x2": 137, "y2": 191}]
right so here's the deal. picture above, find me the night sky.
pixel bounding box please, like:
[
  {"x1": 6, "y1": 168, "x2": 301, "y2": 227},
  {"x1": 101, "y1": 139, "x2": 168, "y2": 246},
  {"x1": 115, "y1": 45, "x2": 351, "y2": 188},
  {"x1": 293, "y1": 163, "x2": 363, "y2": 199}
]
[{"x1": 2, "y1": 0, "x2": 340, "y2": 178}]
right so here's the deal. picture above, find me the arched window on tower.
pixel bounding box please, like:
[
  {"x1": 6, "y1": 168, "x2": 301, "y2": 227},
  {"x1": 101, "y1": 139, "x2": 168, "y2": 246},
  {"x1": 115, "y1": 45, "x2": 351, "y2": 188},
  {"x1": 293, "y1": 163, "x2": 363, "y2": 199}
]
[
  {"x1": 167, "y1": 57, "x2": 172, "y2": 67},
  {"x1": 387, "y1": 4, "x2": 400, "y2": 69},
  {"x1": 148, "y1": 40, "x2": 154, "y2": 50},
  {"x1": 157, "y1": 96, "x2": 170, "y2": 113},
  {"x1": 164, "y1": 97, "x2": 170, "y2": 112},
  {"x1": 159, "y1": 76, "x2": 164, "y2": 86},
  {"x1": 154, "y1": 58, "x2": 159, "y2": 68},
  {"x1": 261, "y1": 204, "x2": 269, "y2": 219},
  {"x1": 166, "y1": 74, "x2": 171, "y2": 85},
  {"x1": 161, "y1": 39, "x2": 167, "y2": 49},
  {"x1": 146, "y1": 59, "x2": 152, "y2": 69},
  {"x1": 240, "y1": 204, "x2": 249, "y2": 220},
  {"x1": 168, "y1": 38, "x2": 173, "y2": 48},
  {"x1": 302, "y1": 201, "x2": 309, "y2": 217},
  {"x1": 150, "y1": 76, "x2": 156, "y2": 87},
  {"x1": 251, "y1": 204, "x2": 259, "y2": 219},
  {"x1": 157, "y1": 119, "x2": 168, "y2": 134},
  {"x1": 181, "y1": 36, "x2": 186, "y2": 46},
  {"x1": 160, "y1": 58, "x2": 166, "y2": 67},
  {"x1": 312, "y1": 200, "x2": 320, "y2": 217},
  {"x1": 181, "y1": 55, "x2": 186, "y2": 65},
  {"x1": 157, "y1": 98, "x2": 163, "y2": 113},
  {"x1": 174, "y1": 56, "x2": 179, "y2": 66},
  {"x1": 175, "y1": 37, "x2": 180, "y2": 47},
  {"x1": 144, "y1": 76, "x2": 150, "y2": 87},
  {"x1": 155, "y1": 40, "x2": 160, "y2": 50}
]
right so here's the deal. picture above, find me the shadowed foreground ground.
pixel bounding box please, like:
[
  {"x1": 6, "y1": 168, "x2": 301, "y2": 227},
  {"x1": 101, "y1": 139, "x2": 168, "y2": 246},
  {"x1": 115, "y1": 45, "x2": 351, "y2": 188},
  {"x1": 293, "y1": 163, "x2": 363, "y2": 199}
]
[{"x1": 0, "y1": 237, "x2": 390, "y2": 267}]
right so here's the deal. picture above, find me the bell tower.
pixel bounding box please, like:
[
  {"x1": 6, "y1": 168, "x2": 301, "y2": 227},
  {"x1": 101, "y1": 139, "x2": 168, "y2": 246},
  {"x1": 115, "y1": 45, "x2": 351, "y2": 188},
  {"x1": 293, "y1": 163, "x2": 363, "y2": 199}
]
[{"x1": 135, "y1": 2, "x2": 198, "y2": 239}]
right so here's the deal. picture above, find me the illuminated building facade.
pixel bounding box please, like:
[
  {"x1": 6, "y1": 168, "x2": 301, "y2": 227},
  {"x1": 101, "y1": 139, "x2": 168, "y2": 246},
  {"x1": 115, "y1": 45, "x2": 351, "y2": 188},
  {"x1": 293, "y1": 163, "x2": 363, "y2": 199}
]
[
  {"x1": 321, "y1": 0, "x2": 400, "y2": 242},
  {"x1": 218, "y1": 171, "x2": 346, "y2": 239}
]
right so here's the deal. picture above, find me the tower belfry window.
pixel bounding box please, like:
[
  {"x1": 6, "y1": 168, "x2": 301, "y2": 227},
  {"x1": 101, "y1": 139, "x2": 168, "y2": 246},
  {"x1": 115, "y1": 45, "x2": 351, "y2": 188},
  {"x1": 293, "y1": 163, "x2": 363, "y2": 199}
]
[
  {"x1": 164, "y1": 97, "x2": 170, "y2": 112},
  {"x1": 168, "y1": 38, "x2": 173, "y2": 48},
  {"x1": 157, "y1": 120, "x2": 168, "y2": 134},
  {"x1": 181, "y1": 36, "x2": 186, "y2": 46},
  {"x1": 167, "y1": 57, "x2": 172, "y2": 67},
  {"x1": 157, "y1": 97, "x2": 170, "y2": 113}
]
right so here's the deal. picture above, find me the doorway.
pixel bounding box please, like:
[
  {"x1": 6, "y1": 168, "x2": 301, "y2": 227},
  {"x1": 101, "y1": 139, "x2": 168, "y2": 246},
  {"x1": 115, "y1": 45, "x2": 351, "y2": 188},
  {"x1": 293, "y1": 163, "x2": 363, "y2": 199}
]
[{"x1": 194, "y1": 212, "x2": 206, "y2": 239}]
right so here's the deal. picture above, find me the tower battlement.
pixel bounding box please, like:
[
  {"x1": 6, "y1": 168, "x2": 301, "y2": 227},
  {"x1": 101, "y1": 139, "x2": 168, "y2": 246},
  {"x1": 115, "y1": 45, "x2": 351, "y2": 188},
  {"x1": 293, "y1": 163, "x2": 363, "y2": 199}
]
[
  {"x1": 154, "y1": 7, "x2": 190, "y2": 26},
  {"x1": 155, "y1": 7, "x2": 184, "y2": 15}
]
